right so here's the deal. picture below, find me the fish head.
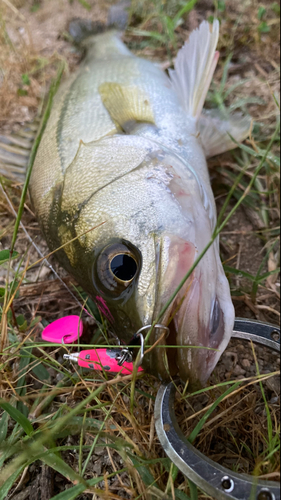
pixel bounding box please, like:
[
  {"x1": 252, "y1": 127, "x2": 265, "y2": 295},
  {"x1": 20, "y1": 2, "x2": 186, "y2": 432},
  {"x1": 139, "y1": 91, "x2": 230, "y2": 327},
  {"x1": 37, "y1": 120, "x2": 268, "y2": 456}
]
[{"x1": 60, "y1": 135, "x2": 234, "y2": 386}]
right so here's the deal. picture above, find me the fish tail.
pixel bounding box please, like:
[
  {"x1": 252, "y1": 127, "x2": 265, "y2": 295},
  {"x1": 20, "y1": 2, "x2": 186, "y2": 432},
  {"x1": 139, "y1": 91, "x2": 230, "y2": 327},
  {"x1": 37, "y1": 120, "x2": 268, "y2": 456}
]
[
  {"x1": 68, "y1": 0, "x2": 131, "y2": 45},
  {"x1": 107, "y1": 0, "x2": 131, "y2": 30},
  {"x1": 68, "y1": 1, "x2": 131, "y2": 59},
  {"x1": 68, "y1": 19, "x2": 106, "y2": 46}
]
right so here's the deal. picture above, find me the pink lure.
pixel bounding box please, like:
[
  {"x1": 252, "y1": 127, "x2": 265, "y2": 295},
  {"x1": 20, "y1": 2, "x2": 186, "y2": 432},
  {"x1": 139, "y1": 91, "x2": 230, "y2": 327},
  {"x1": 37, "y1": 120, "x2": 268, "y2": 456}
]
[
  {"x1": 42, "y1": 315, "x2": 83, "y2": 344},
  {"x1": 42, "y1": 316, "x2": 144, "y2": 375},
  {"x1": 64, "y1": 349, "x2": 144, "y2": 374}
]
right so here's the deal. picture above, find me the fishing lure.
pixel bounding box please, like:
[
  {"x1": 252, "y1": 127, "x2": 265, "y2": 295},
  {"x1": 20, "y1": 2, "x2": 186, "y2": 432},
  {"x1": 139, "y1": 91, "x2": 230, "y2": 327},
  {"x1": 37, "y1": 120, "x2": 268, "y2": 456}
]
[{"x1": 42, "y1": 315, "x2": 144, "y2": 374}]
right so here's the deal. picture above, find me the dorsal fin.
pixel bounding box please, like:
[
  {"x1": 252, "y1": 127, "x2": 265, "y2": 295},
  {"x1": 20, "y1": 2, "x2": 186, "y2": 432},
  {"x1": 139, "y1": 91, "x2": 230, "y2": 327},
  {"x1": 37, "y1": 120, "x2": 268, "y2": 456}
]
[{"x1": 169, "y1": 20, "x2": 220, "y2": 121}]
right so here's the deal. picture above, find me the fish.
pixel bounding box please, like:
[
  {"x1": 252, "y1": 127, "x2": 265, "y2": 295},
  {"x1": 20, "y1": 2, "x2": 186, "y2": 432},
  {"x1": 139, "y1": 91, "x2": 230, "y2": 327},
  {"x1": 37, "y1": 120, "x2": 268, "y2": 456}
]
[{"x1": 25, "y1": 19, "x2": 250, "y2": 386}]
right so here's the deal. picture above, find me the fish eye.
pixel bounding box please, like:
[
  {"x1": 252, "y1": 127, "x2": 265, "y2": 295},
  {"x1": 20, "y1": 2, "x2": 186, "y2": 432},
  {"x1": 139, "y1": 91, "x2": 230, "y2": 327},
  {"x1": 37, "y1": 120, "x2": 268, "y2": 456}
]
[
  {"x1": 94, "y1": 242, "x2": 141, "y2": 295},
  {"x1": 110, "y1": 253, "x2": 138, "y2": 281}
]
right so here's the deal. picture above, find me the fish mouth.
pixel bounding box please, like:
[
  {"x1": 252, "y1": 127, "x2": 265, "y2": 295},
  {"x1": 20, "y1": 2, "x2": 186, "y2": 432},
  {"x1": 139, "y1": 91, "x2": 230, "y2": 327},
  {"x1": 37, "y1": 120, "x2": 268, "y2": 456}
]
[
  {"x1": 141, "y1": 253, "x2": 234, "y2": 388},
  {"x1": 173, "y1": 278, "x2": 230, "y2": 388}
]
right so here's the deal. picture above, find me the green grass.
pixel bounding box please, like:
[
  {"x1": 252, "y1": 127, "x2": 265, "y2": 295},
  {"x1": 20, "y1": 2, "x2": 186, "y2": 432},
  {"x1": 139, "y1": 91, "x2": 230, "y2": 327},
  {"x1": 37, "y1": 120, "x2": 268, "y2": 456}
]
[
  {"x1": 129, "y1": 0, "x2": 199, "y2": 55},
  {"x1": 0, "y1": 0, "x2": 280, "y2": 498}
]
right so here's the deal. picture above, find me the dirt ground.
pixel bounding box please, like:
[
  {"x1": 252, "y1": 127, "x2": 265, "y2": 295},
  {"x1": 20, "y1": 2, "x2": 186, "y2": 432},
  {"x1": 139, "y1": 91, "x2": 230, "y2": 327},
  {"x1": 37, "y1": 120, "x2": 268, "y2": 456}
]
[{"x1": 0, "y1": 0, "x2": 280, "y2": 499}]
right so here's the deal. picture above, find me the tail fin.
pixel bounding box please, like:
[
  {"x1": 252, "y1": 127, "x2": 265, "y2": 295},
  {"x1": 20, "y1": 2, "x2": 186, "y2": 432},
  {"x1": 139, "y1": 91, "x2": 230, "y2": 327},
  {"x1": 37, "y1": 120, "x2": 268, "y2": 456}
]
[
  {"x1": 68, "y1": 19, "x2": 106, "y2": 45},
  {"x1": 68, "y1": 1, "x2": 130, "y2": 45},
  {"x1": 107, "y1": 0, "x2": 131, "y2": 30},
  {"x1": 169, "y1": 20, "x2": 219, "y2": 121}
]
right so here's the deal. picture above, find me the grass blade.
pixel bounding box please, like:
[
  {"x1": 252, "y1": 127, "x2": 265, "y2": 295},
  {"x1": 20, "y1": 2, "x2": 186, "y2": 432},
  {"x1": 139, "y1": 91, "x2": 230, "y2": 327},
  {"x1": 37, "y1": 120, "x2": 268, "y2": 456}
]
[
  {"x1": 49, "y1": 485, "x2": 85, "y2": 500},
  {"x1": 0, "y1": 249, "x2": 18, "y2": 264},
  {"x1": 49, "y1": 468, "x2": 127, "y2": 500},
  {"x1": 0, "y1": 400, "x2": 34, "y2": 436},
  {"x1": 77, "y1": 0, "x2": 91, "y2": 9},
  {"x1": 175, "y1": 491, "x2": 191, "y2": 500},
  {"x1": 173, "y1": 0, "x2": 199, "y2": 25},
  {"x1": 16, "y1": 348, "x2": 32, "y2": 415},
  {"x1": 0, "y1": 466, "x2": 25, "y2": 500},
  {"x1": 188, "y1": 382, "x2": 241, "y2": 443},
  {"x1": 251, "y1": 239, "x2": 279, "y2": 302},
  {"x1": 41, "y1": 452, "x2": 87, "y2": 485},
  {"x1": 0, "y1": 411, "x2": 8, "y2": 443},
  {"x1": 10, "y1": 63, "x2": 65, "y2": 254},
  {"x1": 188, "y1": 480, "x2": 198, "y2": 500}
]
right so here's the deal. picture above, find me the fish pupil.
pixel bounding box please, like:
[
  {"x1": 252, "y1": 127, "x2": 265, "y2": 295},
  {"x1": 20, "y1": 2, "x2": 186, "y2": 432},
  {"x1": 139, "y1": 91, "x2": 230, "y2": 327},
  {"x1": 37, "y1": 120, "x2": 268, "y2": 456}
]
[
  {"x1": 110, "y1": 254, "x2": 137, "y2": 281},
  {"x1": 210, "y1": 298, "x2": 221, "y2": 335}
]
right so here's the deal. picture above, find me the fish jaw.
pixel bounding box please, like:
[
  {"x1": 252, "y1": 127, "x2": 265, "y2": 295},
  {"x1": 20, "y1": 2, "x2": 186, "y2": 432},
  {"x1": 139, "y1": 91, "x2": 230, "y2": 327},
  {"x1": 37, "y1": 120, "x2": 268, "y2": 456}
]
[
  {"x1": 137, "y1": 232, "x2": 234, "y2": 387},
  {"x1": 174, "y1": 257, "x2": 235, "y2": 388},
  {"x1": 136, "y1": 234, "x2": 197, "y2": 379}
]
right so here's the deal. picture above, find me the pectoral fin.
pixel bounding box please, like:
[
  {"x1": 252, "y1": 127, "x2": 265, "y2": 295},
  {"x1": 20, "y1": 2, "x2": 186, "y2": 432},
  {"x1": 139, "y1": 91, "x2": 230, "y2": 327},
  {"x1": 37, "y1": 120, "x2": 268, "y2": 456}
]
[
  {"x1": 99, "y1": 82, "x2": 155, "y2": 131},
  {"x1": 198, "y1": 109, "x2": 251, "y2": 158}
]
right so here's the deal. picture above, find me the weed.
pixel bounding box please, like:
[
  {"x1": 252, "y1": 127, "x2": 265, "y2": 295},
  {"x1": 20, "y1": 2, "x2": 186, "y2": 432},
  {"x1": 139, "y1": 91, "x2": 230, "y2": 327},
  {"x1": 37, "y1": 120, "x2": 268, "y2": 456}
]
[
  {"x1": 69, "y1": 0, "x2": 92, "y2": 10},
  {"x1": 129, "y1": 0, "x2": 199, "y2": 54}
]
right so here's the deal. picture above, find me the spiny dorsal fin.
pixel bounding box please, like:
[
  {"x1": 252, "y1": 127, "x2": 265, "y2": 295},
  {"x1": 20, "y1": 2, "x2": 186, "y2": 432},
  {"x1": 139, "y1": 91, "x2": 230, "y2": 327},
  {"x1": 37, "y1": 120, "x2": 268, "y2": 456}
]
[
  {"x1": 99, "y1": 82, "x2": 155, "y2": 131},
  {"x1": 198, "y1": 109, "x2": 251, "y2": 158},
  {"x1": 169, "y1": 20, "x2": 220, "y2": 121}
]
